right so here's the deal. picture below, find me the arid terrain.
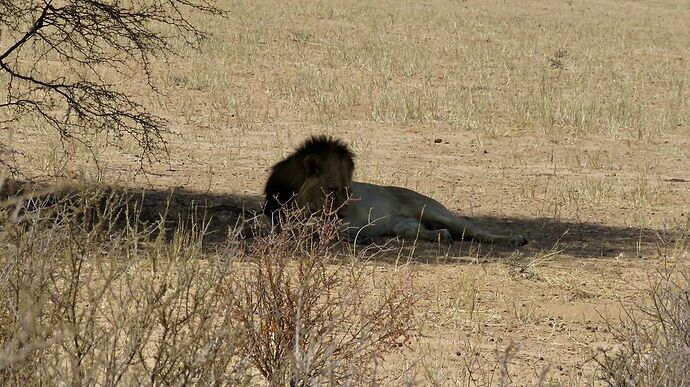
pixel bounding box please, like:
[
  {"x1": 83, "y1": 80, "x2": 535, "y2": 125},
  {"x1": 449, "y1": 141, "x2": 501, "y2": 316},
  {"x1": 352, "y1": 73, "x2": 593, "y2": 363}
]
[{"x1": 2, "y1": 0, "x2": 689, "y2": 385}]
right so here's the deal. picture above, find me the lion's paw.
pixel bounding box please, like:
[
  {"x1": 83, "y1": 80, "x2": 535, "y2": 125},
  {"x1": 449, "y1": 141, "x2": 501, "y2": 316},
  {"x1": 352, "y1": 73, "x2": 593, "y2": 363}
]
[
  {"x1": 438, "y1": 229, "x2": 453, "y2": 244},
  {"x1": 510, "y1": 234, "x2": 529, "y2": 247}
]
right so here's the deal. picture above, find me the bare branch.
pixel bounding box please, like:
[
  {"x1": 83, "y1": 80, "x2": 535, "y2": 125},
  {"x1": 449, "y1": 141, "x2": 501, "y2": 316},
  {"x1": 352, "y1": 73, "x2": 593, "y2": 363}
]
[{"x1": 0, "y1": 0, "x2": 225, "y2": 174}]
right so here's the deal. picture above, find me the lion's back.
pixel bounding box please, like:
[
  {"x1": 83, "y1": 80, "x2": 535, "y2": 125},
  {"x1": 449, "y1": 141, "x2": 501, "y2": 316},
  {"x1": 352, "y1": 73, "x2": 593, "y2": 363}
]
[{"x1": 346, "y1": 182, "x2": 443, "y2": 228}]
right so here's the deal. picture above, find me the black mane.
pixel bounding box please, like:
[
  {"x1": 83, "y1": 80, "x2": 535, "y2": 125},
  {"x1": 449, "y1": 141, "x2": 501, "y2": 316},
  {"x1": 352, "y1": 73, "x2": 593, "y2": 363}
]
[
  {"x1": 292, "y1": 135, "x2": 355, "y2": 161},
  {"x1": 263, "y1": 135, "x2": 355, "y2": 223}
]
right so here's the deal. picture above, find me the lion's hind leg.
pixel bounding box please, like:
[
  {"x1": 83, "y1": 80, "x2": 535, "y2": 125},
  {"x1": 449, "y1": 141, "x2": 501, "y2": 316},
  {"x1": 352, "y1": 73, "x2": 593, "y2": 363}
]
[
  {"x1": 392, "y1": 217, "x2": 452, "y2": 243},
  {"x1": 420, "y1": 205, "x2": 528, "y2": 247}
]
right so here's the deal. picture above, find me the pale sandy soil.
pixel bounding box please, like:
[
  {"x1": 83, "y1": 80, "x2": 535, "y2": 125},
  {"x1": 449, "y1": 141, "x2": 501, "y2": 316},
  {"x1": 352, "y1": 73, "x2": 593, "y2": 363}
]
[{"x1": 3, "y1": 0, "x2": 689, "y2": 385}]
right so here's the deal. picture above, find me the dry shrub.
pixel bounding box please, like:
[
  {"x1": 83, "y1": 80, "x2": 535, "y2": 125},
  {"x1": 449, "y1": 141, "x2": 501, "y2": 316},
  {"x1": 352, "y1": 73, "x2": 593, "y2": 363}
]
[
  {"x1": 0, "y1": 185, "x2": 249, "y2": 385},
  {"x1": 229, "y1": 207, "x2": 416, "y2": 386},
  {"x1": 0, "y1": 181, "x2": 417, "y2": 386},
  {"x1": 595, "y1": 261, "x2": 690, "y2": 387}
]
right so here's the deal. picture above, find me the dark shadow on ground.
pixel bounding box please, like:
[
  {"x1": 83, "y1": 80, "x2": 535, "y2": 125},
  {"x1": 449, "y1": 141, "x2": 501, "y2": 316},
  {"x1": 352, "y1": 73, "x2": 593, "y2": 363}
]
[
  {"x1": 2, "y1": 181, "x2": 678, "y2": 262},
  {"x1": 376, "y1": 215, "x2": 672, "y2": 264},
  {"x1": 0, "y1": 180, "x2": 261, "y2": 243}
]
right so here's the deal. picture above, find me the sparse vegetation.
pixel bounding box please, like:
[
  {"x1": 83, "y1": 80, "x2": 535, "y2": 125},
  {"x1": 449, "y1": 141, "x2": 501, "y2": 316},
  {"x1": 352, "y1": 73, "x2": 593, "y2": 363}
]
[
  {"x1": 595, "y1": 264, "x2": 690, "y2": 387},
  {"x1": 0, "y1": 181, "x2": 416, "y2": 385},
  {"x1": 230, "y1": 210, "x2": 415, "y2": 385},
  {"x1": 0, "y1": 185, "x2": 249, "y2": 384},
  {"x1": 0, "y1": 0, "x2": 224, "y2": 173},
  {"x1": 1, "y1": 0, "x2": 689, "y2": 384}
]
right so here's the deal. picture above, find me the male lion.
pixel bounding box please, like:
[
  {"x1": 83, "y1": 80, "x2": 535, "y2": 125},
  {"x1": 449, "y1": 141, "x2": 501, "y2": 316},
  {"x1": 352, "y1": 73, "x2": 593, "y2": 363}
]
[{"x1": 264, "y1": 135, "x2": 528, "y2": 247}]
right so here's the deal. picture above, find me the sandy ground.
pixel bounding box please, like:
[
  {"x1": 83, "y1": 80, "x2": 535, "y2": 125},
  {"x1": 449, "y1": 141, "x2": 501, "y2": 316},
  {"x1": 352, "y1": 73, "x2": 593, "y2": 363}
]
[
  {"x1": 3, "y1": 0, "x2": 689, "y2": 384},
  {"x1": 17, "y1": 124, "x2": 680, "y2": 385}
]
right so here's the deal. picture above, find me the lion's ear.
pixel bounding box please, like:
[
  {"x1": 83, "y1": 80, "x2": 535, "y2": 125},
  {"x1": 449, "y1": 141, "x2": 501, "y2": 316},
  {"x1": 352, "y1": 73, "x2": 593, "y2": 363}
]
[{"x1": 304, "y1": 154, "x2": 322, "y2": 176}]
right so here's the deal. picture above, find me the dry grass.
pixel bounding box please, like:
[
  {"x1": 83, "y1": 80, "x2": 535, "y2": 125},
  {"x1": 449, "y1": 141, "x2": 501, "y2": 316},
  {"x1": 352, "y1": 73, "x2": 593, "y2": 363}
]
[
  {"x1": 595, "y1": 262, "x2": 690, "y2": 386},
  {"x1": 0, "y1": 182, "x2": 416, "y2": 385},
  {"x1": 228, "y1": 207, "x2": 416, "y2": 385},
  {"x1": 0, "y1": 185, "x2": 247, "y2": 385},
  {"x1": 2, "y1": 0, "x2": 690, "y2": 385}
]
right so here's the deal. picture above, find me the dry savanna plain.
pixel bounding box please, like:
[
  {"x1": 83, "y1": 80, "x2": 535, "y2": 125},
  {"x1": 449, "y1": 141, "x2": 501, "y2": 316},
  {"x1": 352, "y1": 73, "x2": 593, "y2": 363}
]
[{"x1": 2, "y1": 0, "x2": 690, "y2": 385}]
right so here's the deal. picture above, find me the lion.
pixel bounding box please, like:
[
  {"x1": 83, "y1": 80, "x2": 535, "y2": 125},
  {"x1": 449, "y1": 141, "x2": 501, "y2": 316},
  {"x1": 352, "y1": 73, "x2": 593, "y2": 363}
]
[
  {"x1": 264, "y1": 135, "x2": 528, "y2": 247},
  {"x1": 264, "y1": 135, "x2": 355, "y2": 225}
]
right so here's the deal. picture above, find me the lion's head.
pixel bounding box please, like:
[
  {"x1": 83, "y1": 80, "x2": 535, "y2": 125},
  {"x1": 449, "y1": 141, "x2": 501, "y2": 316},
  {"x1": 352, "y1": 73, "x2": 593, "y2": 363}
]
[{"x1": 264, "y1": 135, "x2": 355, "y2": 224}]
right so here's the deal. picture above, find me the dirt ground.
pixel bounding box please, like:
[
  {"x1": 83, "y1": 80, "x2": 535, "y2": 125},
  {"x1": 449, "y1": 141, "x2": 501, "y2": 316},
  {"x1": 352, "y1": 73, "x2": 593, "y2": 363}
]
[
  {"x1": 109, "y1": 128, "x2": 685, "y2": 385},
  {"x1": 3, "y1": 0, "x2": 689, "y2": 385}
]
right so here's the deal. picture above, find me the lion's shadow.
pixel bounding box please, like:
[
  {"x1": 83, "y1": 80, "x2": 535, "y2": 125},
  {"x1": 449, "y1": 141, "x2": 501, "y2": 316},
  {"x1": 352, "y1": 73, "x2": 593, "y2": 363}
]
[
  {"x1": 119, "y1": 187, "x2": 676, "y2": 262},
  {"x1": 378, "y1": 215, "x2": 673, "y2": 264},
  {"x1": 3, "y1": 182, "x2": 677, "y2": 262}
]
